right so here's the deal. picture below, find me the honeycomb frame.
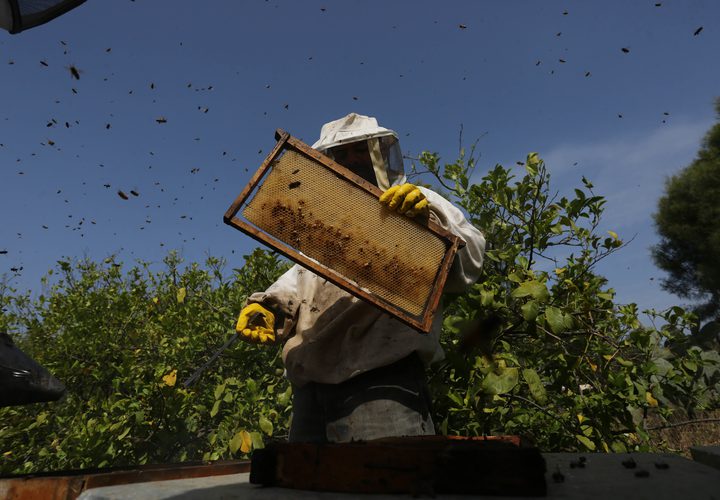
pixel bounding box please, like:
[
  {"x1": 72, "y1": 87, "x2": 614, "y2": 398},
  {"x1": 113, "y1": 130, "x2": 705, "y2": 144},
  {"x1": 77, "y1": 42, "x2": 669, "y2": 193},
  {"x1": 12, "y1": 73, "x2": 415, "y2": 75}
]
[{"x1": 224, "y1": 130, "x2": 462, "y2": 333}]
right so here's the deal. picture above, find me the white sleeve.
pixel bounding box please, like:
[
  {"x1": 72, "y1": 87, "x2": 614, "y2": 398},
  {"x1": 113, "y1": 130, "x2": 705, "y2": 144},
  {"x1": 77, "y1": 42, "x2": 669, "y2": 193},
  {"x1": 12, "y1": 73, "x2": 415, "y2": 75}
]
[{"x1": 419, "y1": 187, "x2": 486, "y2": 293}]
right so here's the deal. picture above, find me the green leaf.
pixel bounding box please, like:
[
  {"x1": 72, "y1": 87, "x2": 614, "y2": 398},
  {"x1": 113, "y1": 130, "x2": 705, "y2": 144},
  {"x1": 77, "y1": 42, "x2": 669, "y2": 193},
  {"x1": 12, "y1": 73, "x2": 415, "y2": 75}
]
[
  {"x1": 480, "y1": 367, "x2": 519, "y2": 395},
  {"x1": 615, "y1": 357, "x2": 634, "y2": 368},
  {"x1": 511, "y1": 280, "x2": 549, "y2": 301},
  {"x1": 479, "y1": 289, "x2": 495, "y2": 307},
  {"x1": 576, "y1": 435, "x2": 596, "y2": 451},
  {"x1": 447, "y1": 391, "x2": 464, "y2": 406},
  {"x1": 210, "y1": 400, "x2": 221, "y2": 418},
  {"x1": 611, "y1": 441, "x2": 628, "y2": 453},
  {"x1": 214, "y1": 383, "x2": 226, "y2": 400},
  {"x1": 443, "y1": 315, "x2": 463, "y2": 334},
  {"x1": 176, "y1": 287, "x2": 186, "y2": 303},
  {"x1": 545, "y1": 306, "x2": 566, "y2": 334},
  {"x1": 522, "y1": 368, "x2": 547, "y2": 404},
  {"x1": 521, "y1": 301, "x2": 539, "y2": 322},
  {"x1": 653, "y1": 358, "x2": 673, "y2": 377},
  {"x1": 259, "y1": 415, "x2": 273, "y2": 436},
  {"x1": 627, "y1": 405, "x2": 644, "y2": 426},
  {"x1": 250, "y1": 431, "x2": 265, "y2": 450}
]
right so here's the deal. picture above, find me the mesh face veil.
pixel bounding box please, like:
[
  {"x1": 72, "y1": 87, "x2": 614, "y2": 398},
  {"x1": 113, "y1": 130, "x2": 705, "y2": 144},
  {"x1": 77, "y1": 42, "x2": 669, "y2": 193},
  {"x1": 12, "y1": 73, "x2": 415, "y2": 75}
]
[{"x1": 312, "y1": 113, "x2": 406, "y2": 191}]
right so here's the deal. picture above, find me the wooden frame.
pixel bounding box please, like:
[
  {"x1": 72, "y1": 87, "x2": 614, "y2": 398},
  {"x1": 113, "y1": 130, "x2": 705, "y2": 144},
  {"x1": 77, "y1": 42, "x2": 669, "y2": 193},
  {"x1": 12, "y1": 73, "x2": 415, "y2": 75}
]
[{"x1": 224, "y1": 129, "x2": 462, "y2": 333}]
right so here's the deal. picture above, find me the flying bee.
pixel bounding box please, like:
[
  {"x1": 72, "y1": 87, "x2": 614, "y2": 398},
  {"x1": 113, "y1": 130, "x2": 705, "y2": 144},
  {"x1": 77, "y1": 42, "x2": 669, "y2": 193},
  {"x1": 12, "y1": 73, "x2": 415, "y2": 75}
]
[
  {"x1": 67, "y1": 65, "x2": 81, "y2": 80},
  {"x1": 117, "y1": 190, "x2": 129, "y2": 200}
]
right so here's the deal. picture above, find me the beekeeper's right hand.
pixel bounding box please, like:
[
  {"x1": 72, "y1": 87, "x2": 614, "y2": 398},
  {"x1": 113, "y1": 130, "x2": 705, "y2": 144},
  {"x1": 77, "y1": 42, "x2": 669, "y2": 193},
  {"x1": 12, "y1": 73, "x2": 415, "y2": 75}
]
[{"x1": 236, "y1": 303, "x2": 276, "y2": 344}]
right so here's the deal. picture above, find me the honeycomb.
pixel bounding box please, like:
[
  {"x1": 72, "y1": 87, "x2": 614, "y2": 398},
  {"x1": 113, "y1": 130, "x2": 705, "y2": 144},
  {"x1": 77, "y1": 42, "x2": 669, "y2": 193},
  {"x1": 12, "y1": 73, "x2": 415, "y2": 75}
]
[{"x1": 242, "y1": 149, "x2": 447, "y2": 317}]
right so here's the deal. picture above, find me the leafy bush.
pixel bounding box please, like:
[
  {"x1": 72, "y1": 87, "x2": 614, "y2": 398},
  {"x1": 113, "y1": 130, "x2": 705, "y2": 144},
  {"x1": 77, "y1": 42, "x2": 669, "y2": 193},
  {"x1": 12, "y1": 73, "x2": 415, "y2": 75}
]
[
  {"x1": 0, "y1": 250, "x2": 292, "y2": 473},
  {"x1": 415, "y1": 149, "x2": 720, "y2": 452},
  {"x1": 1, "y1": 149, "x2": 719, "y2": 474}
]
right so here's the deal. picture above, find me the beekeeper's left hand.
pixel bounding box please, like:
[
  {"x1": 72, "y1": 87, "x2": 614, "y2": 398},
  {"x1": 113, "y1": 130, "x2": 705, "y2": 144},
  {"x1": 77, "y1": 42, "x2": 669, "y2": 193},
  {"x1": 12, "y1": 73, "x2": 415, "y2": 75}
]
[
  {"x1": 379, "y1": 183, "x2": 429, "y2": 218},
  {"x1": 235, "y1": 303, "x2": 276, "y2": 344}
]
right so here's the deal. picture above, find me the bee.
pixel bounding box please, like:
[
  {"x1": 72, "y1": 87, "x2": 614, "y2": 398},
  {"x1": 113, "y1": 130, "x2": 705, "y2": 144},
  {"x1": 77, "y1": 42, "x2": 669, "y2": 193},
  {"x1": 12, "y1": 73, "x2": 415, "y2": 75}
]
[
  {"x1": 621, "y1": 47, "x2": 630, "y2": 54},
  {"x1": 117, "y1": 190, "x2": 129, "y2": 200},
  {"x1": 155, "y1": 117, "x2": 167, "y2": 124},
  {"x1": 693, "y1": 26, "x2": 703, "y2": 36},
  {"x1": 67, "y1": 65, "x2": 81, "y2": 80},
  {"x1": 130, "y1": 190, "x2": 139, "y2": 197}
]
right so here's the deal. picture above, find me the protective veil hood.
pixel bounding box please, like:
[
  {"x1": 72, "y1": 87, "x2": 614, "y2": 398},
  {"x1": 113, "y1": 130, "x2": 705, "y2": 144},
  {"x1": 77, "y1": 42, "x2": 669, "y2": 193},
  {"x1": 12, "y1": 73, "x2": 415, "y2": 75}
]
[{"x1": 312, "y1": 113, "x2": 406, "y2": 191}]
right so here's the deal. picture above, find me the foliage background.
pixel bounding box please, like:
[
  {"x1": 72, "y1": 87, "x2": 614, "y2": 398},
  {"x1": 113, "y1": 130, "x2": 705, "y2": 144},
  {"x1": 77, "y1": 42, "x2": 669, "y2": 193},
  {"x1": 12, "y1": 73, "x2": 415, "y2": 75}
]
[
  {"x1": 2, "y1": 151, "x2": 719, "y2": 474},
  {"x1": 652, "y1": 98, "x2": 720, "y2": 323}
]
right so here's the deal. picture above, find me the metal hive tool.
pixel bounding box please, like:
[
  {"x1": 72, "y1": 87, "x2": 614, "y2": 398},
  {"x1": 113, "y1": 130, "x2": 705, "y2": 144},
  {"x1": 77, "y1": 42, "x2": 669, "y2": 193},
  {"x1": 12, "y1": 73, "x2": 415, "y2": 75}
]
[{"x1": 224, "y1": 130, "x2": 463, "y2": 333}]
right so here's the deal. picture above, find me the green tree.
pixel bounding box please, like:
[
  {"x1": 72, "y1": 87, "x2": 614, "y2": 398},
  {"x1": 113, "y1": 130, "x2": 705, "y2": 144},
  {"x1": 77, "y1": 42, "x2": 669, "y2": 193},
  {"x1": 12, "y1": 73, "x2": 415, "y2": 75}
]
[
  {"x1": 652, "y1": 98, "x2": 720, "y2": 322},
  {"x1": 410, "y1": 147, "x2": 720, "y2": 452},
  {"x1": 0, "y1": 249, "x2": 292, "y2": 473}
]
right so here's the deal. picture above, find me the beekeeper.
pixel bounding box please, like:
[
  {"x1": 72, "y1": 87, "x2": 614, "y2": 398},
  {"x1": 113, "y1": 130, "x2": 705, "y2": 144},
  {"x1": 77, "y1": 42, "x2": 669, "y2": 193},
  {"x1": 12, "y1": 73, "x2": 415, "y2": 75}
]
[{"x1": 236, "y1": 113, "x2": 485, "y2": 442}]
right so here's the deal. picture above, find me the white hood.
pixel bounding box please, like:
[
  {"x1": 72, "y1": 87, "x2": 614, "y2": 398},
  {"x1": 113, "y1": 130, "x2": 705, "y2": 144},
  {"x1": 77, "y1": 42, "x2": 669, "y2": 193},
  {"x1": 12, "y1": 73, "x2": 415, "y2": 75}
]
[{"x1": 312, "y1": 113, "x2": 406, "y2": 191}]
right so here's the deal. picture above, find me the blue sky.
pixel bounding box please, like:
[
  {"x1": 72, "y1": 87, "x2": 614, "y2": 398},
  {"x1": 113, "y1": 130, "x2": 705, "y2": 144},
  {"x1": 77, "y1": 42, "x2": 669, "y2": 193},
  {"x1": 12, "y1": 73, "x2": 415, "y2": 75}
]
[{"x1": 0, "y1": 1, "x2": 718, "y2": 318}]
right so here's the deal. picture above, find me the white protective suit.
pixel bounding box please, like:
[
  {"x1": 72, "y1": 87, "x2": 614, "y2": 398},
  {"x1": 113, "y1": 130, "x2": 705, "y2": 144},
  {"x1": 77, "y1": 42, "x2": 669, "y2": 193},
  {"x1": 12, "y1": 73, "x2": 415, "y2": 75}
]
[{"x1": 246, "y1": 113, "x2": 486, "y2": 387}]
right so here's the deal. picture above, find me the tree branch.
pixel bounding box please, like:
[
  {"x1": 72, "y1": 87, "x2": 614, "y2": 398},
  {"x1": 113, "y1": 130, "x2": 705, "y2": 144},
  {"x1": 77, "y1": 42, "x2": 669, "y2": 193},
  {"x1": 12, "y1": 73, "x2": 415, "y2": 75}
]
[{"x1": 646, "y1": 418, "x2": 720, "y2": 431}]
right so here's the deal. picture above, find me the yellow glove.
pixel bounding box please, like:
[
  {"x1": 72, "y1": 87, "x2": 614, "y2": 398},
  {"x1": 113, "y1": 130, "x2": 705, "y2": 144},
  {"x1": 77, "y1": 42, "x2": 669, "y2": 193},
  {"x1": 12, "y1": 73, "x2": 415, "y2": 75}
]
[
  {"x1": 236, "y1": 303, "x2": 276, "y2": 344},
  {"x1": 379, "y1": 183, "x2": 429, "y2": 218}
]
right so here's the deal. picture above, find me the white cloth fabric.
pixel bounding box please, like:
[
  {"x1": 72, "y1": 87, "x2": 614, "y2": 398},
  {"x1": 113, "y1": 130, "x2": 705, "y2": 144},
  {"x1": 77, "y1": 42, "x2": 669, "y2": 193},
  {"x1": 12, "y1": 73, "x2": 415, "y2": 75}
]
[
  {"x1": 246, "y1": 187, "x2": 485, "y2": 387},
  {"x1": 313, "y1": 113, "x2": 406, "y2": 191},
  {"x1": 312, "y1": 113, "x2": 397, "y2": 152}
]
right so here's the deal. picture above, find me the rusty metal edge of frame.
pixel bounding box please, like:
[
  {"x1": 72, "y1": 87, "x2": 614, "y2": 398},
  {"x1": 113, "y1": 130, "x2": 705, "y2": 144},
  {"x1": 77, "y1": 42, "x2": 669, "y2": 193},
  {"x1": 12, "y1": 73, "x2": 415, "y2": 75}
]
[
  {"x1": 0, "y1": 461, "x2": 251, "y2": 500},
  {"x1": 223, "y1": 129, "x2": 462, "y2": 333},
  {"x1": 420, "y1": 236, "x2": 461, "y2": 331}
]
